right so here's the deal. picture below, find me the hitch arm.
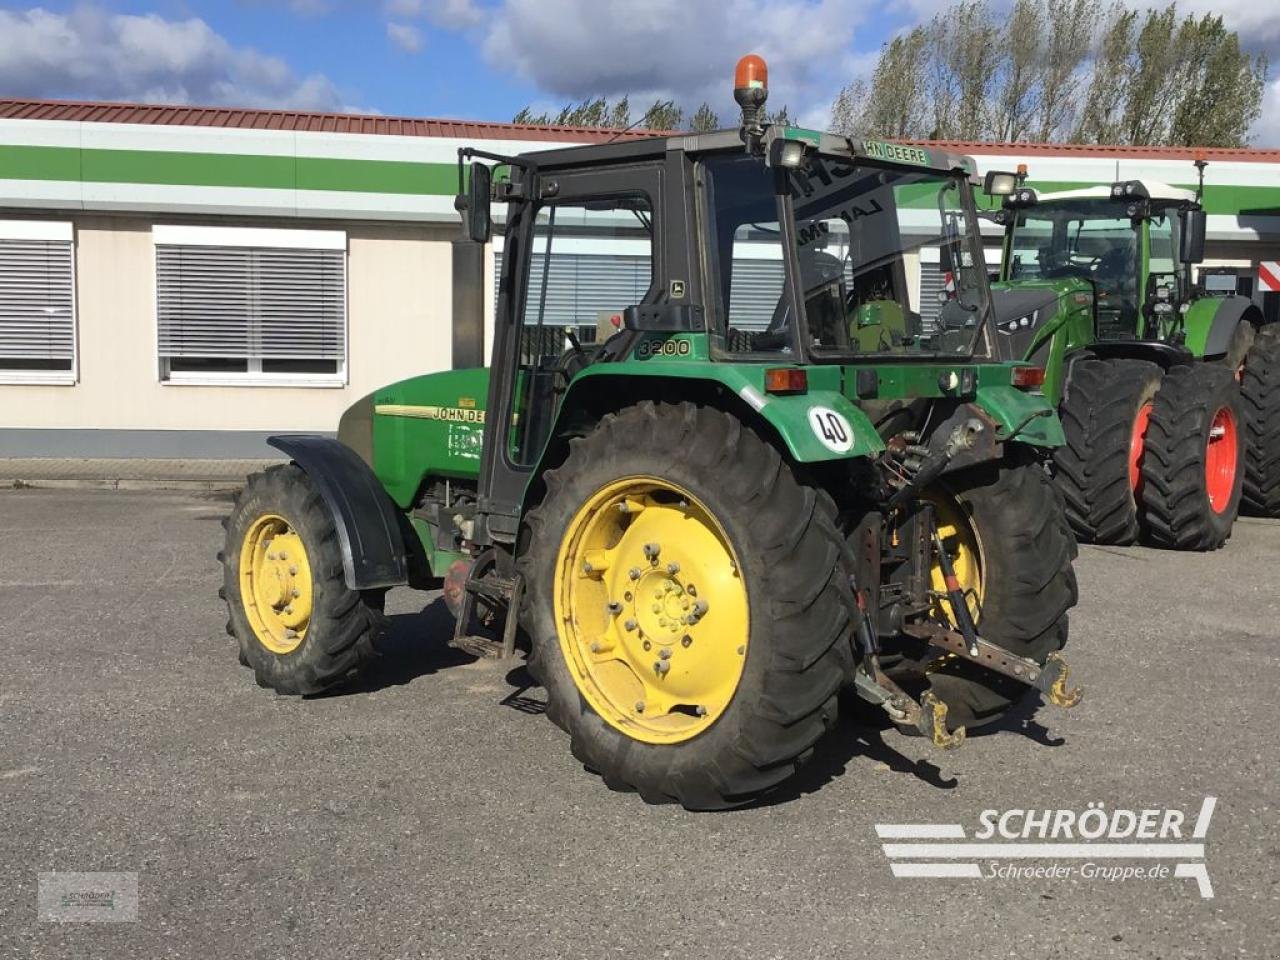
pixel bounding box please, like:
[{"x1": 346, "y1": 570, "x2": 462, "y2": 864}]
[{"x1": 903, "y1": 624, "x2": 1083, "y2": 708}]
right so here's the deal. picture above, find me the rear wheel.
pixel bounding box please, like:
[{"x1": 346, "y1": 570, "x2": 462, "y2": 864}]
[
  {"x1": 221, "y1": 464, "x2": 386, "y2": 694},
  {"x1": 1141, "y1": 364, "x2": 1245, "y2": 550},
  {"x1": 918, "y1": 453, "x2": 1078, "y2": 730},
  {"x1": 1241, "y1": 323, "x2": 1280, "y2": 517},
  {"x1": 520, "y1": 401, "x2": 852, "y2": 809},
  {"x1": 1053, "y1": 357, "x2": 1163, "y2": 544}
]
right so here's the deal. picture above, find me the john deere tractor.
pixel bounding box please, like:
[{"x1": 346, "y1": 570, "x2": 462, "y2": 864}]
[
  {"x1": 220, "y1": 57, "x2": 1081, "y2": 809},
  {"x1": 982, "y1": 166, "x2": 1279, "y2": 550}
]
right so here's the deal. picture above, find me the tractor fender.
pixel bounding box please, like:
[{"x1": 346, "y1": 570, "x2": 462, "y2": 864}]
[
  {"x1": 268, "y1": 435, "x2": 409, "y2": 590},
  {"x1": 557, "y1": 365, "x2": 885, "y2": 464},
  {"x1": 1183, "y1": 296, "x2": 1263, "y2": 362}
]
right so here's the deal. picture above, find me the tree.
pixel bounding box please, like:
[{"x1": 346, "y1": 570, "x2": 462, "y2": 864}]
[
  {"x1": 831, "y1": 29, "x2": 929, "y2": 137},
  {"x1": 832, "y1": 0, "x2": 1268, "y2": 147},
  {"x1": 511, "y1": 95, "x2": 686, "y2": 131},
  {"x1": 690, "y1": 102, "x2": 721, "y2": 132}
]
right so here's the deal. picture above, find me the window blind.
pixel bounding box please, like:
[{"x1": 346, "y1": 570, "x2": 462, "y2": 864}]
[
  {"x1": 0, "y1": 236, "x2": 75, "y2": 367},
  {"x1": 156, "y1": 245, "x2": 345, "y2": 362}
]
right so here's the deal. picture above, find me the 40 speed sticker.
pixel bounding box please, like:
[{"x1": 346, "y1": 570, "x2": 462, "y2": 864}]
[{"x1": 808, "y1": 406, "x2": 854, "y2": 453}]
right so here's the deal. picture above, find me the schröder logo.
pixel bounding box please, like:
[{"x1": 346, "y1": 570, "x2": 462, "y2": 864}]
[{"x1": 876, "y1": 797, "x2": 1217, "y2": 898}]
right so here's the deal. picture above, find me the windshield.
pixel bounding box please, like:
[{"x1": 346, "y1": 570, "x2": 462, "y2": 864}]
[
  {"x1": 1008, "y1": 199, "x2": 1140, "y2": 336},
  {"x1": 700, "y1": 152, "x2": 992, "y2": 360}
]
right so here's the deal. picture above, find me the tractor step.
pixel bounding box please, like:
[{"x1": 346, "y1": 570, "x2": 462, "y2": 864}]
[
  {"x1": 903, "y1": 624, "x2": 1084, "y2": 708},
  {"x1": 449, "y1": 560, "x2": 524, "y2": 660}
]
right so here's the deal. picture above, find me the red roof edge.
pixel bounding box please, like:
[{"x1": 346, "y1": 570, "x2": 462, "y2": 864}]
[{"x1": 0, "y1": 97, "x2": 671, "y2": 144}]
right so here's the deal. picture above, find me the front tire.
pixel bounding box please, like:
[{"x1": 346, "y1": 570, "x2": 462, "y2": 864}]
[
  {"x1": 1141, "y1": 364, "x2": 1245, "y2": 550},
  {"x1": 221, "y1": 464, "x2": 386, "y2": 694},
  {"x1": 1241, "y1": 323, "x2": 1280, "y2": 517},
  {"x1": 519, "y1": 402, "x2": 853, "y2": 809},
  {"x1": 1053, "y1": 357, "x2": 1163, "y2": 545}
]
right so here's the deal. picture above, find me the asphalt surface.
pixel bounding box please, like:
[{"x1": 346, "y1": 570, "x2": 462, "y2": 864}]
[{"x1": 2, "y1": 488, "x2": 1278, "y2": 959}]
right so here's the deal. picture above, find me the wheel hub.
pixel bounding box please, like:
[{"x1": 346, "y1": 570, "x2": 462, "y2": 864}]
[
  {"x1": 556, "y1": 477, "x2": 748, "y2": 745},
  {"x1": 1204, "y1": 405, "x2": 1239, "y2": 514},
  {"x1": 238, "y1": 515, "x2": 314, "y2": 655}
]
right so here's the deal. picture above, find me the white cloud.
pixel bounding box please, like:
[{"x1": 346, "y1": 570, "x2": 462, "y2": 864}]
[
  {"x1": 1252, "y1": 77, "x2": 1280, "y2": 147},
  {"x1": 476, "y1": 0, "x2": 864, "y2": 120},
  {"x1": 386, "y1": 21, "x2": 425, "y2": 52},
  {"x1": 0, "y1": 5, "x2": 355, "y2": 110},
  {"x1": 384, "y1": 0, "x2": 482, "y2": 29}
]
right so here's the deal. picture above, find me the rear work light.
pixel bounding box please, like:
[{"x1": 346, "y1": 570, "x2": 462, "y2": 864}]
[
  {"x1": 764, "y1": 367, "x2": 808, "y2": 394},
  {"x1": 1011, "y1": 366, "x2": 1046, "y2": 389}
]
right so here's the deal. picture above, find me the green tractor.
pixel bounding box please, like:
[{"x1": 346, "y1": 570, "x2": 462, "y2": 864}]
[
  {"x1": 982, "y1": 166, "x2": 1279, "y2": 550},
  {"x1": 220, "y1": 58, "x2": 1081, "y2": 809}
]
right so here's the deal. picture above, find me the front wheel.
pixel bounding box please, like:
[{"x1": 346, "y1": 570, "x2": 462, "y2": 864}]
[
  {"x1": 519, "y1": 402, "x2": 853, "y2": 809},
  {"x1": 221, "y1": 464, "x2": 386, "y2": 694}
]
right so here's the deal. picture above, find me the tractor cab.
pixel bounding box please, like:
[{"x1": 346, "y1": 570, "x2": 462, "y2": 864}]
[
  {"x1": 991, "y1": 176, "x2": 1207, "y2": 343},
  {"x1": 458, "y1": 88, "x2": 1020, "y2": 541}
]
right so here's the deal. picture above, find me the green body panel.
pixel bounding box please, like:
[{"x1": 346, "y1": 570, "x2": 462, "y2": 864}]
[
  {"x1": 990, "y1": 278, "x2": 1095, "y2": 406},
  {"x1": 369, "y1": 367, "x2": 491, "y2": 506}
]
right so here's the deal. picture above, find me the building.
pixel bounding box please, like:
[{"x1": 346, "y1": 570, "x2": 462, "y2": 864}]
[{"x1": 2, "y1": 99, "x2": 1279, "y2": 481}]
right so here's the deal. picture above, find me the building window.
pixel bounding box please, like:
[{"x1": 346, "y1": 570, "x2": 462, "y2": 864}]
[
  {"x1": 0, "y1": 220, "x2": 76, "y2": 385},
  {"x1": 155, "y1": 225, "x2": 347, "y2": 386}
]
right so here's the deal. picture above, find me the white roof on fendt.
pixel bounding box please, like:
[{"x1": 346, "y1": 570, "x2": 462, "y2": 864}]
[{"x1": 1034, "y1": 180, "x2": 1199, "y2": 205}]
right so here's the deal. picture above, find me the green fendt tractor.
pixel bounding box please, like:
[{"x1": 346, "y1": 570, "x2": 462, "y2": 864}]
[
  {"x1": 220, "y1": 57, "x2": 1081, "y2": 809},
  {"x1": 982, "y1": 166, "x2": 1279, "y2": 550}
]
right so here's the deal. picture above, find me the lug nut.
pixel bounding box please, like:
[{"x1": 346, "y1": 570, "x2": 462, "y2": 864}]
[
  {"x1": 289, "y1": 565, "x2": 298, "y2": 576},
  {"x1": 655, "y1": 660, "x2": 670, "y2": 675},
  {"x1": 635, "y1": 701, "x2": 645, "y2": 713},
  {"x1": 692, "y1": 598, "x2": 709, "y2": 618},
  {"x1": 666, "y1": 562, "x2": 680, "y2": 575},
  {"x1": 659, "y1": 648, "x2": 672, "y2": 660},
  {"x1": 624, "y1": 618, "x2": 637, "y2": 631},
  {"x1": 681, "y1": 635, "x2": 693, "y2": 647},
  {"x1": 607, "y1": 600, "x2": 622, "y2": 614},
  {"x1": 652, "y1": 603, "x2": 662, "y2": 613},
  {"x1": 284, "y1": 606, "x2": 294, "y2": 615},
  {"x1": 291, "y1": 588, "x2": 301, "y2": 598},
  {"x1": 628, "y1": 567, "x2": 642, "y2": 581},
  {"x1": 643, "y1": 542, "x2": 660, "y2": 561}
]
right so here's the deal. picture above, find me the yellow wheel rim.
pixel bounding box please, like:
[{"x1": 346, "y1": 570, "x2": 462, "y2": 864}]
[
  {"x1": 238, "y1": 513, "x2": 314, "y2": 655},
  {"x1": 553, "y1": 477, "x2": 749, "y2": 745},
  {"x1": 927, "y1": 493, "x2": 984, "y2": 627}
]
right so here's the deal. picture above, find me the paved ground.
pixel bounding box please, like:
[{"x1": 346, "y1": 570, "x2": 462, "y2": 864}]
[{"x1": 2, "y1": 488, "x2": 1278, "y2": 959}]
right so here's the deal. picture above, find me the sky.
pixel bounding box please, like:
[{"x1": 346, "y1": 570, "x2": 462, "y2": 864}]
[{"x1": 0, "y1": 0, "x2": 1277, "y2": 146}]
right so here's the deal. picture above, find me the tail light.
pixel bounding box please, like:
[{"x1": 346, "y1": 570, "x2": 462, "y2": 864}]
[
  {"x1": 1012, "y1": 366, "x2": 1045, "y2": 389},
  {"x1": 764, "y1": 367, "x2": 807, "y2": 394}
]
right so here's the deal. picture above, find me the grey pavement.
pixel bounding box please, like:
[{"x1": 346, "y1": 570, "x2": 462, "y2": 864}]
[{"x1": 1, "y1": 488, "x2": 1278, "y2": 959}]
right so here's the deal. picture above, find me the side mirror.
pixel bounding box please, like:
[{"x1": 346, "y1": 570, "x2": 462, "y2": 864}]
[
  {"x1": 983, "y1": 170, "x2": 1019, "y2": 197},
  {"x1": 1179, "y1": 208, "x2": 1206, "y2": 264},
  {"x1": 455, "y1": 162, "x2": 492, "y2": 243}
]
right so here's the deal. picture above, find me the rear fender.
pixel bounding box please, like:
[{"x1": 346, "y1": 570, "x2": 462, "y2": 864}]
[
  {"x1": 268, "y1": 435, "x2": 409, "y2": 590},
  {"x1": 556, "y1": 364, "x2": 885, "y2": 465}
]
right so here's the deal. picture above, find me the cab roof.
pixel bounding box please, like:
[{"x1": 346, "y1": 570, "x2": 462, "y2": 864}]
[
  {"x1": 516, "y1": 127, "x2": 977, "y2": 177},
  {"x1": 1034, "y1": 180, "x2": 1199, "y2": 205}
]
